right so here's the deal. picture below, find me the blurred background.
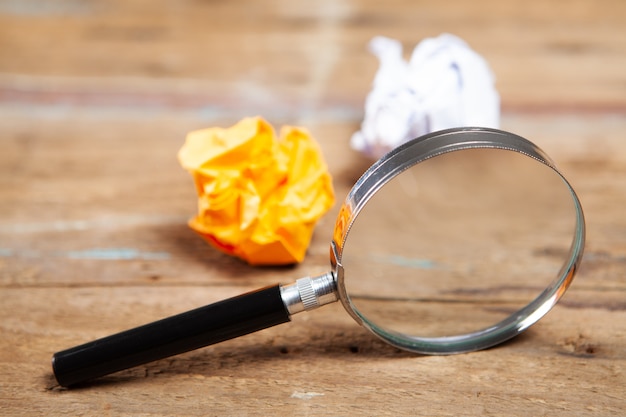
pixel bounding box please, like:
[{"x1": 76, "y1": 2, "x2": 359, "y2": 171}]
[{"x1": 1, "y1": 0, "x2": 624, "y2": 122}]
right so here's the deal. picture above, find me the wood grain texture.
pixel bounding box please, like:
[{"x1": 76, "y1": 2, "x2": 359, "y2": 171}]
[{"x1": 0, "y1": 0, "x2": 624, "y2": 415}]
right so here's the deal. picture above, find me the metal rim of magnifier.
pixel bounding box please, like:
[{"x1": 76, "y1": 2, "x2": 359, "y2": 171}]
[{"x1": 329, "y1": 127, "x2": 586, "y2": 354}]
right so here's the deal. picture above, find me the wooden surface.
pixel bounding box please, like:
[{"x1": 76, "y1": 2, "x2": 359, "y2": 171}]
[{"x1": 1, "y1": 1, "x2": 625, "y2": 415}]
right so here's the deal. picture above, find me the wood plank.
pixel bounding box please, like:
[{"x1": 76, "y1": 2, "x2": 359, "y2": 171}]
[
  {"x1": 0, "y1": 0, "x2": 624, "y2": 112},
  {"x1": 1, "y1": 286, "x2": 624, "y2": 415}
]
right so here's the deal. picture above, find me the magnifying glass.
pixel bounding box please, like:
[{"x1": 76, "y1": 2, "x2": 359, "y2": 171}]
[{"x1": 52, "y1": 127, "x2": 585, "y2": 387}]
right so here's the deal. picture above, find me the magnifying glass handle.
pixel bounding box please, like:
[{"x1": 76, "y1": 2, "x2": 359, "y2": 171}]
[{"x1": 52, "y1": 285, "x2": 290, "y2": 387}]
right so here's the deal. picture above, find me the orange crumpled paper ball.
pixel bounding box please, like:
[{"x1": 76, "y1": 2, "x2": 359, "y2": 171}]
[{"x1": 178, "y1": 117, "x2": 335, "y2": 265}]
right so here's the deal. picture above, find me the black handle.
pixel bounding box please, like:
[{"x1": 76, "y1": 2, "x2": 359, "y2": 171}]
[{"x1": 52, "y1": 285, "x2": 290, "y2": 387}]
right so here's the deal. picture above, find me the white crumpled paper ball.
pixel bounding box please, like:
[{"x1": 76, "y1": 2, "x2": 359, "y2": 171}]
[{"x1": 351, "y1": 34, "x2": 500, "y2": 159}]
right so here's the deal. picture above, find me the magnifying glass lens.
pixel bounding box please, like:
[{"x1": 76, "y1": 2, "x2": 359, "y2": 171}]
[{"x1": 340, "y1": 148, "x2": 576, "y2": 341}]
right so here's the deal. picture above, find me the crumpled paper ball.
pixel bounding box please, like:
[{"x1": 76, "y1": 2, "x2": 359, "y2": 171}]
[
  {"x1": 178, "y1": 117, "x2": 335, "y2": 265},
  {"x1": 352, "y1": 33, "x2": 500, "y2": 159}
]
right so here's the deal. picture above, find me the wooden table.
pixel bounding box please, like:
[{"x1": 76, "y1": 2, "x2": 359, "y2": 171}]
[{"x1": 1, "y1": 1, "x2": 624, "y2": 415}]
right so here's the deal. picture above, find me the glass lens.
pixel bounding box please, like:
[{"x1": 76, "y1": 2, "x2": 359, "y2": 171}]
[{"x1": 340, "y1": 148, "x2": 576, "y2": 340}]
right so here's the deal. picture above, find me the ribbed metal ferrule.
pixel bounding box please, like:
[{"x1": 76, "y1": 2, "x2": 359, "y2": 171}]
[{"x1": 280, "y1": 272, "x2": 338, "y2": 315}]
